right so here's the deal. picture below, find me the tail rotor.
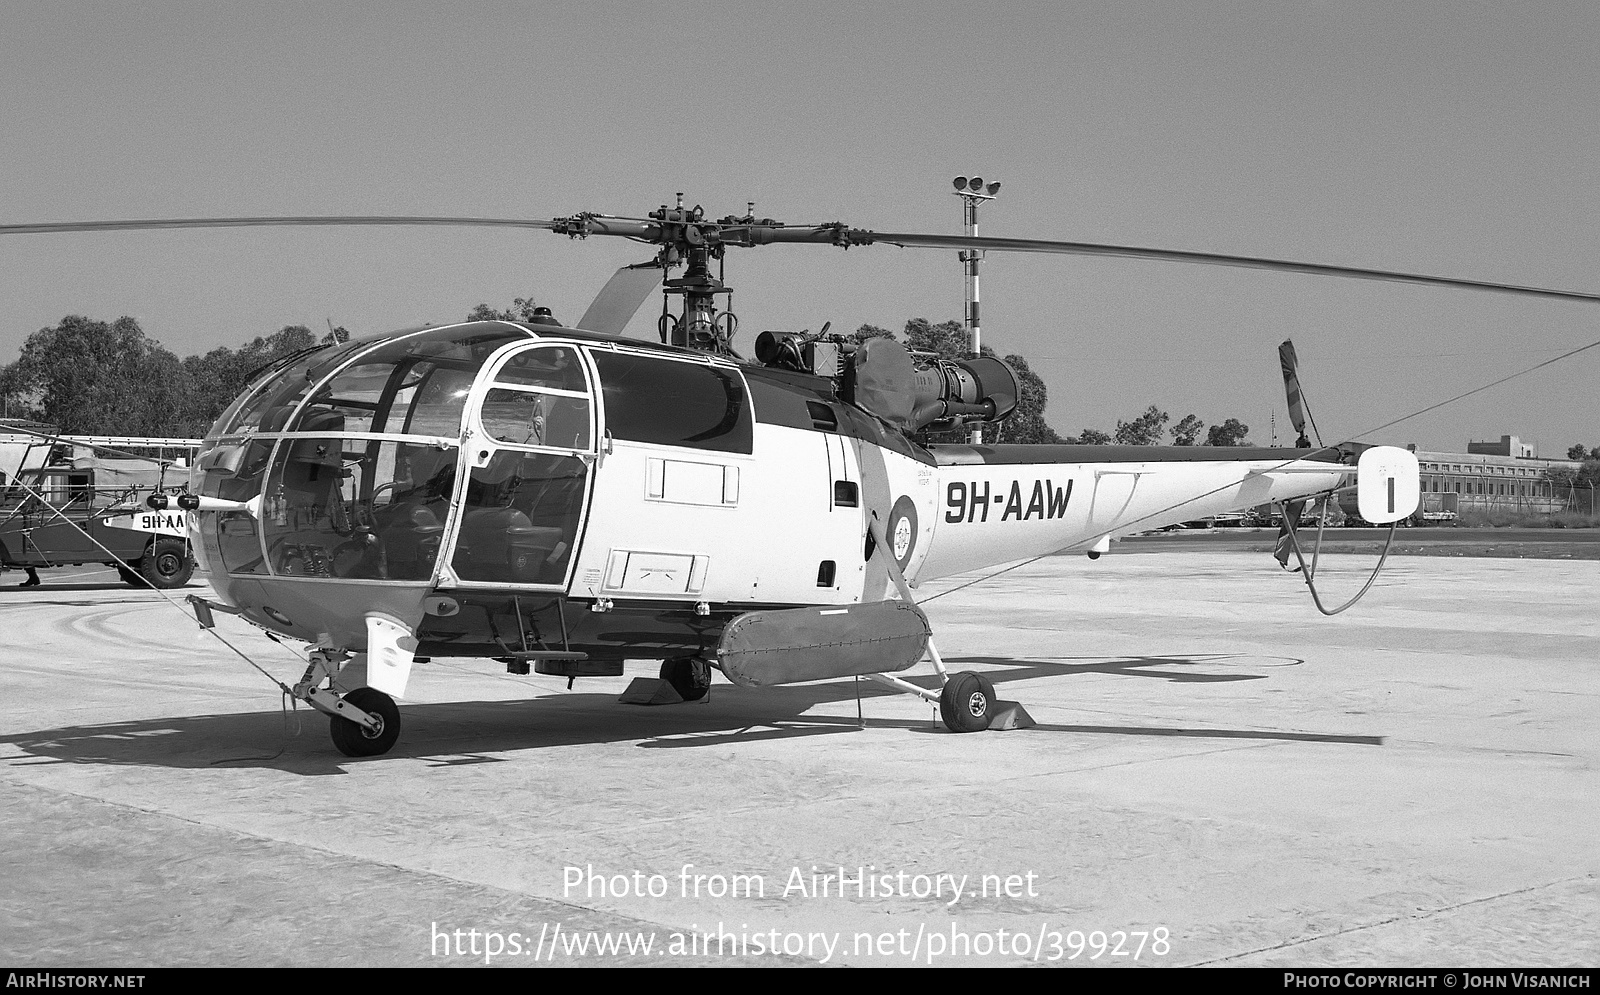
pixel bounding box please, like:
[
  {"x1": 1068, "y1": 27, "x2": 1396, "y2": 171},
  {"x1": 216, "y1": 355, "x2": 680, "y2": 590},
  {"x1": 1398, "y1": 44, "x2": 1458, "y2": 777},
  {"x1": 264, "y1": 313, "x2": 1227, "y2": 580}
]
[{"x1": 1279, "y1": 338, "x2": 1322, "y2": 449}]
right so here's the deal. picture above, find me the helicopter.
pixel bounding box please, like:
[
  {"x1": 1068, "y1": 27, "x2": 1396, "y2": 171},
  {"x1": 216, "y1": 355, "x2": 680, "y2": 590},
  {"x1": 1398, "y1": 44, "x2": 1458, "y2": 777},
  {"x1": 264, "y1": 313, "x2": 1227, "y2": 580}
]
[{"x1": 9, "y1": 189, "x2": 1596, "y2": 757}]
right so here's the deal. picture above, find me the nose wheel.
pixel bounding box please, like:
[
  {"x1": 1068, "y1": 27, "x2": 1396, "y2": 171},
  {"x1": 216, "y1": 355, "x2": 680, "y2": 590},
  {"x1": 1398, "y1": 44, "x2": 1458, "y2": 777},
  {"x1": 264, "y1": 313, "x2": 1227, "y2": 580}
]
[{"x1": 328, "y1": 686, "x2": 402, "y2": 757}]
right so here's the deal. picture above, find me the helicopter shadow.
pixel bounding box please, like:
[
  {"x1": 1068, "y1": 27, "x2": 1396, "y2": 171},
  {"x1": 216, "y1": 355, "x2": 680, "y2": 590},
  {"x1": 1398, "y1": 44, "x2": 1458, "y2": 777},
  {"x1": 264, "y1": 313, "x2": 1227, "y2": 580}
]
[
  {"x1": 0, "y1": 688, "x2": 874, "y2": 777},
  {"x1": 0, "y1": 651, "x2": 1378, "y2": 775}
]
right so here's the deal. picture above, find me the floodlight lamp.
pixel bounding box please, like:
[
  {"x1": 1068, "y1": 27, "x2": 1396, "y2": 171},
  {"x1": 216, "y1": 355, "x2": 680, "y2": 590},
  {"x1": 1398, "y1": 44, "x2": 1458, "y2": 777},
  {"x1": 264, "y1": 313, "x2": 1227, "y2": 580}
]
[
  {"x1": 986, "y1": 181, "x2": 1001, "y2": 195},
  {"x1": 953, "y1": 177, "x2": 968, "y2": 190},
  {"x1": 968, "y1": 177, "x2": 984, "y2": 192}
]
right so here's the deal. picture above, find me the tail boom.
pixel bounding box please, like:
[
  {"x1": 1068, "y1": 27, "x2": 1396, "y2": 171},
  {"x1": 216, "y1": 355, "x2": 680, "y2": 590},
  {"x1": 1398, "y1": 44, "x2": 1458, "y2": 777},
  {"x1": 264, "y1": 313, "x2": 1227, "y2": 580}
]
[{"x1": 914, "y1": 444, "x2": 1352, "y2": 581}]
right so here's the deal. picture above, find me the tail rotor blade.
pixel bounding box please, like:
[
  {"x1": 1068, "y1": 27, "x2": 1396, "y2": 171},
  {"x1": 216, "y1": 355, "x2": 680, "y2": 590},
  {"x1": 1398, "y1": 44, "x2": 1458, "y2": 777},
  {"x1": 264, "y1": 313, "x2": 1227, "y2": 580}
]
[
  {"x1": 1279, "y1": 339, "x2": 1307, "y2": 439},
  {"x1": 1278, "y1": 338, "x2": 1320, "y2": 448}
]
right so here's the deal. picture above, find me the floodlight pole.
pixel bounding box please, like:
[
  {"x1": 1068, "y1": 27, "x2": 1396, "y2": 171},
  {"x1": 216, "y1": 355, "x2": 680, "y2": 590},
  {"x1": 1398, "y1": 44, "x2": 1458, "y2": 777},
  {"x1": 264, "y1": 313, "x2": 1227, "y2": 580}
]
[{"x1": 952, "y1": 177, "x2": 998, "y2": 444}]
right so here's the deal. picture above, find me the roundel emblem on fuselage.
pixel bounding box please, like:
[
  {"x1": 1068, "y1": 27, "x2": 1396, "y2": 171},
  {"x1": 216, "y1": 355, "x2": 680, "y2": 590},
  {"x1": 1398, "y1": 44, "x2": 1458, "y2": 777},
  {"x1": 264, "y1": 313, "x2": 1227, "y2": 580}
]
[{"x1": 887, "y1": 495, "x2": 918, "y2": 572}]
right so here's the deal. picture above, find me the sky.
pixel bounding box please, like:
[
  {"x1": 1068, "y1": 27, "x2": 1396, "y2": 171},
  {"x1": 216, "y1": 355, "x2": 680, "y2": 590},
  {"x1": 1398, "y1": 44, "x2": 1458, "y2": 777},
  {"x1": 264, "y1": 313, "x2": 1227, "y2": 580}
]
[{"x1": 2, "y1": 0, "x2": 1597, "y2": 454}]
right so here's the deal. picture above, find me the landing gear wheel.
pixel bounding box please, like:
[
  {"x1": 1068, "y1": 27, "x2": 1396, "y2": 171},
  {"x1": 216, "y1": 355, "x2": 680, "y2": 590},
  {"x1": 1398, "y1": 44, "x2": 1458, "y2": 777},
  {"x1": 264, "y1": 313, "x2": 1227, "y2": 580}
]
[
  {"x1": 328, "y1": 687, "x2": 402, "y2": 757},
  {"x1": 118, "y1": 564, "x2": 146, "y2": 587},
  {"x1": 139, "y1": 538, "x2": 193, "y2": 589},
  {"x1": 939, "y1": 671, "x2": 996, "y2": 733},
  {"x1": 660, "y1": 657, "x2": 712, "y2": 702}
]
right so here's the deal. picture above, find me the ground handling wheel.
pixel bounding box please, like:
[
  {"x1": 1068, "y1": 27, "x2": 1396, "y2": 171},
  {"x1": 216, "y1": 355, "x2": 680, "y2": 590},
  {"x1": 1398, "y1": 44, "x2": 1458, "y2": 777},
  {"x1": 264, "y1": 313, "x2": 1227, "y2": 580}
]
[
  {"x1": 328, "y1": 687, "x2": 402, "y2": 757},
  {"x1": 939, "y1": 671, "x2": 996, "y2": 733},
  {"x1": 138, "y1": 538, "x2": 194, "y2": 589},
  {"x1": 659, "y1": 657, "x2": 713, "y2": 702}
]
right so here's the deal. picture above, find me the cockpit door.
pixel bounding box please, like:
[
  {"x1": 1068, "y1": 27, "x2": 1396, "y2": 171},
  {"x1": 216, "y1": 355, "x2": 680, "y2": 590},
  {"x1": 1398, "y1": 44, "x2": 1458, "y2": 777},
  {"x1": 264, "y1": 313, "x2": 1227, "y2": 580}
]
[{"x1": 439, "y1": 343, "x2": 598, "y2": 589}]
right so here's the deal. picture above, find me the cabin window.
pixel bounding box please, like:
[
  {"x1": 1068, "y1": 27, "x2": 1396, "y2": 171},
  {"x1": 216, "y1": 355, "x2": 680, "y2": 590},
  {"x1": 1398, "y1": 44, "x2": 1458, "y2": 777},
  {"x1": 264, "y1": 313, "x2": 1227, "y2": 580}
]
[
  {"x1": 589, "y1": 352, "x2": 752, "y2": 454},
  {"x1": 817, "y1": 560, "x2": 836, "y2": 586},
  {"x1": 480, "y1": 346, "x2": 594, "y2": 451},
  {"x1": 481, "y1": 389, "x2": 592, "y2": 450},
  {"x1": 449, "y1": 450, "x2": 588, "y2": 585}
]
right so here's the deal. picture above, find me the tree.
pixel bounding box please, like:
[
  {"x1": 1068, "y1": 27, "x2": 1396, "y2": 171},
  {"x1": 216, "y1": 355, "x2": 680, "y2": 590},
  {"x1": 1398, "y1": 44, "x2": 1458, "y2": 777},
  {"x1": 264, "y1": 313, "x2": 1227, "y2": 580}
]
[
  {"x1": 468, "y1": 298, "x2": 544, "y2": 322},
  {"x1": 0, "y1": 316, "x2": 191, "y2": 436},
  {"x1": 179, "y1": 324, "x2": 322, "y2": 435},
  {"x1": 1114, "y1": 405, "x2": 1169, "y2": 445},
  {"x1": 1074, "y1": 428, "x2": 1111, "y2": 445},
  {"x1": 901, "y1": 317, "x2": 968, "y2": 358},
  {"x1": 993, "y1": 353, "x2": 1064, "y2": 445},
  {"x1": 3, "y1": 317, "x2": 349, "y2": 438},
  {"x1": 1205, "y1": 418, "x2": 1250, "y2": 446},
  {"x1": 851, "y1": 323, "x2": 895, "y2": 343},
  {"x1": 1545, "y1": 465, "x2": 1578, "y2": 494},
  {"x1": 1171, "y1": 414, "x2": 1204, "y2": 446}
]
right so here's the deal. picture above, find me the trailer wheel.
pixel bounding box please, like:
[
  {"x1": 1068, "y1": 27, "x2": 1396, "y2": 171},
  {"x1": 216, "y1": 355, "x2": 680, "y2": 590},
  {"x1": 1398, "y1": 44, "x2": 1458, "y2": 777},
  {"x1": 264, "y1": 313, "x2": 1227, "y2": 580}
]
[
  {"x1": 939, "y1": 671, "x2": 996, "y2": 733},
  {"x1": 139, "y1": 538, "x2": 193, "y2": 589}
]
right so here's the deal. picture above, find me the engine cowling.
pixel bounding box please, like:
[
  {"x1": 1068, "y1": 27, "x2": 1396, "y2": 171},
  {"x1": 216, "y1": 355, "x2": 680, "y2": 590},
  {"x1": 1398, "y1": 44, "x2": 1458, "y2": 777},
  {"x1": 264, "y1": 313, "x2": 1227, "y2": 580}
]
[{"x1": 845, "y1": 337, "x2": 1019, "y2": 433}]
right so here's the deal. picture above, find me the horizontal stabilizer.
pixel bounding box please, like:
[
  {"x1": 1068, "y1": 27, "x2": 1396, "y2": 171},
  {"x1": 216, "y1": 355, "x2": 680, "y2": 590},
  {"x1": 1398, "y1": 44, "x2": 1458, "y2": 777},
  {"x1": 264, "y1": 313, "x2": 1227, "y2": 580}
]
[{"x1": 1356, "y1": 446, "x2": 1421, "y2": 523}]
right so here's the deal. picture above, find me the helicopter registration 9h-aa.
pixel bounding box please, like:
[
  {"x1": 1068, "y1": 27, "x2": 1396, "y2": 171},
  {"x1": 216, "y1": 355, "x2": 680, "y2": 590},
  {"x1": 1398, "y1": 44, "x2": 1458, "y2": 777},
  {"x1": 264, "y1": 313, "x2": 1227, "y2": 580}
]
[{"x1": 9, "y1": 196, "x2": 1596, "y2": 757}]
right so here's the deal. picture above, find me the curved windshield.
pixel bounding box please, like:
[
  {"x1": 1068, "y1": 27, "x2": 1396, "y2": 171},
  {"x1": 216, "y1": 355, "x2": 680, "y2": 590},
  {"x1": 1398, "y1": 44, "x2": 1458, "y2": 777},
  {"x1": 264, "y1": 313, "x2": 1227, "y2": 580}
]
[
  {"x1": 287, "y1": 325, "x2": 533, "y2": 438},
  {"x1": 209, "y1": 342, "x2": 357, "y2": 439},
  {"x1": 195, "y1": 322, "x2": 539, "y2": 581},
  {"x1": 208, "y1": 324, "x2": 535, "y2": 442}
]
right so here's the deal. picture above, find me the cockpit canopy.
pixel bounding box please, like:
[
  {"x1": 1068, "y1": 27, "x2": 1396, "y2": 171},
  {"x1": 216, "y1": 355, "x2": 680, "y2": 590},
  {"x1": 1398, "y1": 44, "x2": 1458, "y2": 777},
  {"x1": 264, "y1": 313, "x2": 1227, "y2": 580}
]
[
  {"x1": 191, "y1": 321, "x2": 752, "y2": 593},
  {"x1": 209, "y1": 323, "x2": 536, "y2": 444}
]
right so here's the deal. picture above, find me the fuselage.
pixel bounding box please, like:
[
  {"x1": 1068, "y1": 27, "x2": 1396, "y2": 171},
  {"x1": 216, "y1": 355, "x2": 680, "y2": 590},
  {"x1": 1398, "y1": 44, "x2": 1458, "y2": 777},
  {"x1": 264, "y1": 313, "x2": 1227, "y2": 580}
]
[{"x1": 187, "y1": 320, "x2": 1346, "y2": 658}]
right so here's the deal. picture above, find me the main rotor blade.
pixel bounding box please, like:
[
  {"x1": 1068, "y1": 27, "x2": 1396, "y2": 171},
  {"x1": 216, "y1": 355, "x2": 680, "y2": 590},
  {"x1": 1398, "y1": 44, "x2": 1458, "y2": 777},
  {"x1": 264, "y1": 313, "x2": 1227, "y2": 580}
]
[
  {"x1": 0, "y1": 216, "x2": 561, "y2": 235},
  {"x1": 850, "y1": 230, "x2": 1600, "y2": 305},
  {"x1": 576, "y1": 262, "x2": 663, "y2": 337}
]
